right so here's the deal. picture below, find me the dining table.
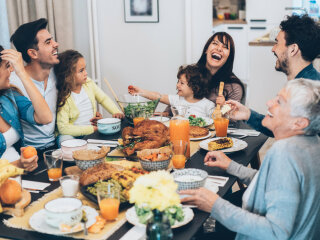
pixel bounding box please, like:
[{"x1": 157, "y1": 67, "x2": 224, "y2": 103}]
[{"x1": 0, "y1": 120, "x2": 268, "y2": 240}]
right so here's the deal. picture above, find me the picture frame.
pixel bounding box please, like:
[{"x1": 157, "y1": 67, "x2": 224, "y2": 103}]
[{"x1": 124, "y1": 0, "x2": 159, "y2": 23}]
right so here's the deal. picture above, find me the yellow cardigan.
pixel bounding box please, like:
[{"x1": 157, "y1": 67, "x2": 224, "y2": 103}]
[{"x1": 57, "y1": 78, "x2": 121, "y2": 136}]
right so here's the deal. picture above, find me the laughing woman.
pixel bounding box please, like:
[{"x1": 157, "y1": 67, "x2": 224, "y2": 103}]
[
  {"x1": 197, "y1": 32, "x2": 245, "y2": 105},
  {"x1": 0, "y1": 46, "x2": 52, "y2": 171}
]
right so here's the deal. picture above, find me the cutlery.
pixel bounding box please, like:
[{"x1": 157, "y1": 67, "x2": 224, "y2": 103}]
[
  {"x1": 207, "y1": 175, "x2": 228, "y2": 180},
  {"x1": 87, "y1": 139, "x2": 119, "y2": 145},
  {"x1": 24, "y1": 188, "x2": 49, "y2": 193},
  {"x1": 81, "y1": 209, "x2": 88, "y2": 235},
  {"x1": 32, "y1": 168, "x2": 47, "y2": 175}
]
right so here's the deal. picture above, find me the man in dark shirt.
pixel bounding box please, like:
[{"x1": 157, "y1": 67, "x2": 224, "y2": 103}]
[{"x1": 228, "y1": 14, "x2": 320, "y2": 137}]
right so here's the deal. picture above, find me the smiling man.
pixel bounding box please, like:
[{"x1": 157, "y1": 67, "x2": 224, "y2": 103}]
[
  {"x1": 228, "y1": 14, "x2": 320, "y2": 137},
  {"x1": 9, "y1": 18, "x2": 59, "y2": 153}
]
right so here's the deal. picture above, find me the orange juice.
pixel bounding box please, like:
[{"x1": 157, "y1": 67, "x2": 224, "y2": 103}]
[
  {"x1": 169, "y1": 119, "x2": 190, "y2": 158},
  {"x1": 172, "y1": 155, "x2": 186, "y2": 169},
  {"x1": 47, "y1": 168, "x2": 62, "y2": 181},
  {"x1": 214, "y1": 118, "x2": 229, "y2": 137},
  {"x1": 99, "y1": 198, "x2": 120, "y2": 220},
  {"x1": 133, "y1": 117, "x2": 145, "y2": 126}
]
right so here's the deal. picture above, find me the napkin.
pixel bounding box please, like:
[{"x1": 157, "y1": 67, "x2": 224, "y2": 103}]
[
  {"x1": 228, "y1": 129, "x2": 260, "y2": 137},
  {"x1": 119, "y1": 226, "x2": 145, "y2": 240},
  {"x1": 22, "y1": 180, "x2": 50, "y2": 190},
  {"x1": 206, "y1": 175, "x2": 229, "y2": 187}
]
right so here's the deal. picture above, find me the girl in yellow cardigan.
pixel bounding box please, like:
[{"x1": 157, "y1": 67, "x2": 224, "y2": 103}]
[{"x1": 54, "y1": 50, "x2": 124, "y2": 146}]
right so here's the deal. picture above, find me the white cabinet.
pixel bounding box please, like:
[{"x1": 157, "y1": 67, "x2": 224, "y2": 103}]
[
  {"x1": 213, "y1": 24, "x2": 248, "y2": 83},
  {"x1": 247, "y1": 46, "x2": 287, "y2": 113}
]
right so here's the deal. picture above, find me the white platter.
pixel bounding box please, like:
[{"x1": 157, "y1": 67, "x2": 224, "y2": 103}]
[
  {"x1": 189, "y1": 117, "x2": 213, "y2": 127},
  {"x1": 149, "y1": 116, "x2": 170, "y2": 122},
  {"x1": 190, "y1": 131, "x2": 214, "y2": 141},
  {"x1": 199, "y1": 137, "x2": 248, "y2": 153},
  {"x1": 126, "y1": 206, "x2": 193, "y2": 228},
  {"x1": 29, "y1": 206, "x2": 98, "y2": 235}
]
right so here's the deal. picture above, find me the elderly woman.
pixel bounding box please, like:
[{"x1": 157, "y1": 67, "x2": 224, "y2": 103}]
[
  {"x1": 0, "y1": 46, "x2": 52, "y2": 171},
  {"x1": 181, "y1": 78, "x2": 320, "y2": 239}
]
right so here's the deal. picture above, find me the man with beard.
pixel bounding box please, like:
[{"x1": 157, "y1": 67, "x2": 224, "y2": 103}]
[
  {"x1": 227, "y1": 14, "x2": 320, "y2": 137},
  {"x1": 9, "y1": 19, "x2": 59, "y2": 154}
]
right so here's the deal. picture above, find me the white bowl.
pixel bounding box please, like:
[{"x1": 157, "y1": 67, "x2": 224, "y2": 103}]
[
  {"x1": 172, "y1": 168, "x2": 208, "y2": 191},
  {"x1": 97, "y1": 118, "x2": 121, "y2": 135},
  {"x1": 44, "y1": 198, "x2": 82, "y2": 228},
  {"x1": 61, "y1": 139, "x2": 87, "y2": 160}
]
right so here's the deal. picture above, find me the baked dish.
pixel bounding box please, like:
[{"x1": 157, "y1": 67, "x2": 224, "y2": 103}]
[
  {"x1": 208, "y1": 137, "x2": 233, "y2": 151},
  {"x1": 189, "y1": 126, "x2": 209, "y2": 138}
]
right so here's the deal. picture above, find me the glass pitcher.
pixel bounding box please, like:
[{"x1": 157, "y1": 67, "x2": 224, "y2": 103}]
[{"x1": 169, "y1": 106, "x2": 190, "y2": 158}]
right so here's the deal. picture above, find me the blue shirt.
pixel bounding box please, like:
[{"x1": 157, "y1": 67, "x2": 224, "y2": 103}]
[
  {"x1": 10, "y1": 70, "x2": 57, "y2": 149},
  {"x1": 247, "y1": 64, "x2": 320, "y2": 137},
  {"x1": 0, "y1": 89, "x2": 36, "y2": 157},
  {"x1": 211, "y1": 135, "x2": 320, "y2": 239}
]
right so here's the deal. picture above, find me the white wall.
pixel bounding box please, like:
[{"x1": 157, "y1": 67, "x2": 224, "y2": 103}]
[{"x1": 73, "y1": 0, "x2": 213, "y2": 116}]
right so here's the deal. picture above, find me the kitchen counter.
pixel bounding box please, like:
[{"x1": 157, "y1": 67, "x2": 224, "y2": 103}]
[
  {"x1": 249, "y1": 33, "x2": 275, "y2": 46},
  {"x1": 213, "y1": 19, "x2": 247, "y2": 26}
]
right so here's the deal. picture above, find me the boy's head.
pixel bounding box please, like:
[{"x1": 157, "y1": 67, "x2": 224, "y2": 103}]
[
  {"x1": 177, "y1": 65, "x2": 207, "y2": 99},
  {"x1": 10, "y1": 18, "x2": 59, "y2": 66}
]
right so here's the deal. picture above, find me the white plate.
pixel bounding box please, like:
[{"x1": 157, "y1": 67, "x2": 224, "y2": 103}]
[
  {"x1": 126, "y1": 206, "x2": 194, "y2": 228},
  {"x1": 149, "y1": 116, "x2": 170, "y2": 122},
  {"x1": 189, "y1": 117, "x2": 213, "y2": 127},
  {"x1": 29, "y1": 206, "x2": 98, "y2": 235},
  {"x1": 190, "y1": 131, "x2": 214, "y2": 141},
  {"x1": 62, "y1": 145, "x2": 101, "y2": 162},
  {"x1": 199, "y1": 137, "x2": 248, "y2": 153}
]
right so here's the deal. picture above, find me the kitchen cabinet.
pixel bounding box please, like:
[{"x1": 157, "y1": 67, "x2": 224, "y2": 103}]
[{"x1": 247, "y1": 45, "x2": 287, "y2": 113}]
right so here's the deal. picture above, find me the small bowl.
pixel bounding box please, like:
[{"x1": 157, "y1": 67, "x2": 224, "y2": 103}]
[
  {"x1": 172, "y1": 168, "x2": 208, "y2": 191},
  {"x1": 139, "y1": 159, "x2": 170, "y2": 171},
  {"x1": 97, "y1": 118, "x2": 121, "y2": 135},
  {"x1": 61, "y1": 139, "x2": 87, "y2": 160},
  {"x1": 73, "y1": 157, "x2": 104, "y2": 171},
  {"x1": 44, "y1": 198, "x2": 82, "y2": 228}
]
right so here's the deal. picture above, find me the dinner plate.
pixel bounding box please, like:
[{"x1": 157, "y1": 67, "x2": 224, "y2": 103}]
[
  {"x1": 199, "y1": 137, "x2": 248, "y2": 153},
  {"x1": 62, "y1": 145, "x2": 100, "y2": 162},
  {"x1": 148, "y1": 116, "x2": 170, "y2": 122},
  {"x1": 126, "y1": 206, "x2": 194, "y2": 228},
  {"x1": 29, "y1": 206, "x2": 98, "y2": 235},
  {"x1": 189, "y1": 117, "x2": 213, "y2": 127},
  {"x1": 190, "y1": 131, "x2": 214, "y2": 141}
]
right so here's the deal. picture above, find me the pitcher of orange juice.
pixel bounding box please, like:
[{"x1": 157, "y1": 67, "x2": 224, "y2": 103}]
[{"x1": 169, "y1": 106, "x2": 190, "y2": 158}]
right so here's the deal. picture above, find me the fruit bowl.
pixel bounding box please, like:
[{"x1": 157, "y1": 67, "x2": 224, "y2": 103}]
[{"x1": 117, "y1": 94, "x2": 159, "y2": 125}]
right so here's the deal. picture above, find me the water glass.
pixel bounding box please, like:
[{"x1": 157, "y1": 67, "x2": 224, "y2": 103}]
[
  {"x1": 97, "y1": 184, "x2": 120, "y2": 221},
  {"x1": 43, "y1": 149, "x2": 63, "y2": 182}
]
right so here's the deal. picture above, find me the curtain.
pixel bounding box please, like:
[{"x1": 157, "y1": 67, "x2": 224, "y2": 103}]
[{"x1": 6, "y1": 0, "x2": 74, "y2": 51}]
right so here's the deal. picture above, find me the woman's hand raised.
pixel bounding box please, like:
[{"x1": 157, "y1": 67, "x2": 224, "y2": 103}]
[
  {"x1": 204, "y1": 151, "x2": 232, "y2": 170},
  {"x1": 0, "y1": 49, "x2": 25, "y2": 76}
]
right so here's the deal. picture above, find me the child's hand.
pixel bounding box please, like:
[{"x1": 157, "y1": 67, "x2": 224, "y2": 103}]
[
  {"x1": 128, "y1": 85, "x2": 141, "y2": 95},
  {"x1": 216, "y1": 95, "x2": 225, "y2": 106},
  {"x1": 112, "y1": 113, "x2": 125, "y2": 119},
  {"x1": 20, "y1": 147, "x2": 38, "y2": 172},
  {"x1": 90, "y1": 112, "x2": 103, "y2": 126}
]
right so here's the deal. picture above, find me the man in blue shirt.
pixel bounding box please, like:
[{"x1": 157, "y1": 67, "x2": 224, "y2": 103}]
[{"x1": 228, "y1": 14, "x2": 320, "y2": 137}]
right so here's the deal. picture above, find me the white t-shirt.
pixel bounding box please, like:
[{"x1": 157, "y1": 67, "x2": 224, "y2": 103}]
[
  {"x1": 168, "y1": 95, "x2": 215, "y2": 118},
  {"x1": 10, "y1": 70, "x2": 57, "y2": 149},
  {"x1": 242, "y1": 171, "x2": 259, "y2": 209},
  {"x1": 2, "y1": 127, "x2": 20, "y2": 162},
  {"x1": 71, "y1": 88, "x2": 94, "y2": 126}
]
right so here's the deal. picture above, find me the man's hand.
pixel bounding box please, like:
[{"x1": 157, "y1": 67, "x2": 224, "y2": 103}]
[
  {"x1": 90, "y1": 112, "x2": 103, "y2": 126},
  {"x1": 112, "y1": 113, "x2": 125, "y2": 119},
  {"x1": 180, "y1": 188, "x2": 219, "y2": 213},
  {"x1": 204, "y1": 151, "x2": 232, "y2": 170},
  {"x1": 226, "y1": 100, "x2": 251, "y2": 121},
  {"x1": 20, "y1": 147, "x2": 38, "y2": 172}
]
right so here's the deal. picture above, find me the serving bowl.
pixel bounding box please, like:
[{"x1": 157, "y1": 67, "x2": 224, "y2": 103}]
[
  {"x1": 139, "y1": 159, "x2": 170, "y2": 171},
  {"x1": 97, "y1": 118, "x2": 121, "y2": 135},
  {"x1": 172, "y1": 168, "x2": 208, "y2": 191},
  {"x1": 137, "y1": 147, "x2": 172, "y2": 171},
  {"x1": 117, "y1": 94, "x2": 159, "y2": 125},
  {"x1": 72, "y1": 146, "x2": 110, "y2": 170},
  {"x1": 61, "y1": 139, "x2": 87, "y2": 160},
  {"x1": 44, "y1": 198, "x2": 82, "y2": 228}
]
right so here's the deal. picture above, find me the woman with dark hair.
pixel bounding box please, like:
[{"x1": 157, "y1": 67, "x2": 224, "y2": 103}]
[
  {"x1": 0, "y1": 46, "x2": 52, "y2": 170},
  {"x1": 197, "y1": 32, "x2": 245, "y2": 105}
]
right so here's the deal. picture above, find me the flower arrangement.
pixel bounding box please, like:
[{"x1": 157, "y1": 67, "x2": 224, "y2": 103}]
[{"x1": 129, "y1": 170, "x2": 184, "y2": 225}]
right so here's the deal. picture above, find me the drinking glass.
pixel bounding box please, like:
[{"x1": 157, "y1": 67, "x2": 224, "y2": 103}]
[
  {"x1": 59, "y1": 175, "x2": 80, "y2": 197},
  {"x1": 214, "y1": 117, "x2": 229, "y2": 137},
  {"x1": 171, "y1": 140, "x2": 188, "y2": 169},
  {"x1": 97, "y1": 184, "x2": 120, "y2": 221},
  {"x1": 43, "y1": 149, "x2": 63, "y2": 182}
]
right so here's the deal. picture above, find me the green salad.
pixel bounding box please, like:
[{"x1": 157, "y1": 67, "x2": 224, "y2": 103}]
[
  {"x1": 188, "y1": 115, "x2": 207, "y2": 127},
  {"x1": 124, "y1": 99, "x2": 159, "y2": 122},
  {"x1": 135, "y1": 205, "x2": 184, "y2": 226}
]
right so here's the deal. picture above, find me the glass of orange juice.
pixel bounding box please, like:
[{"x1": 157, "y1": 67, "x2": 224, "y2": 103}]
[
  {"x1": 214, "y1": 117, "x2": 229, "y2": 137},
  {"x1": 171, "y1": 140, "x2": 188, "y2": 169},
  {"x1": 43, "y1": 149, "x2": 63, "y2": 181},
  {"x1": 97, "y1": 184, "x2": 120, "y2": 221}
]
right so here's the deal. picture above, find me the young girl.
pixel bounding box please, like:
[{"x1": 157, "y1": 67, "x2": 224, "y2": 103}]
[
  {"x1": 0, "y1": 46, "x2": 52, "y2": 171},
  {"x1": 128, "y1": 65, "x2": 215, "y2": 118},
  {"x1": 54, "y1": 50, "x2": 124, "y2": 146}
]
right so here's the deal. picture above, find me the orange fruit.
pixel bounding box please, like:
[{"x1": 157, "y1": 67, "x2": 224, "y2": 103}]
[
  {"x1": 23, "y1": 146, "x2": 37, "y2": 158},
  {"x1": 0, "y1": 179, "x2": 22, "y2": 205}
]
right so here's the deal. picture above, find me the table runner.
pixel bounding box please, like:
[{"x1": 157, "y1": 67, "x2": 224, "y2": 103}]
[{"x1": 4, "y1": 188, "x2": 128, "y2": 240}]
